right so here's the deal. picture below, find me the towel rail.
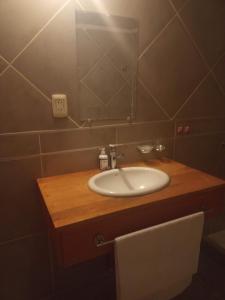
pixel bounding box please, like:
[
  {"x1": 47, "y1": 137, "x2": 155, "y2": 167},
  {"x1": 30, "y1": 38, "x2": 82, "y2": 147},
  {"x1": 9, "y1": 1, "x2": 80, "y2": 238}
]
[
  {"x1": 94, "y1": 210, "x2": 211, "y2": 248},
  {"x1": 95, "y1": 234, "x2": 114, "y2": 247}
]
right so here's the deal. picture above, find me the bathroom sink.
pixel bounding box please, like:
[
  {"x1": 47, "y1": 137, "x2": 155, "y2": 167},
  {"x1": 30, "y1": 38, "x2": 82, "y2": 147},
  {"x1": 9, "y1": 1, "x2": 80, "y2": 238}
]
[{"x1": 88, "y1": 167, "x2": 170, "y2": 197}]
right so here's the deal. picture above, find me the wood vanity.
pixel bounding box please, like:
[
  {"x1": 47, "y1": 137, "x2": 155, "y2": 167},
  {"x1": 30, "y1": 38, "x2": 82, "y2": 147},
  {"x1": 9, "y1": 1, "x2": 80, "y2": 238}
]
[{"x1": 37, "y1": 160, "x2": 225, "y2": 267}]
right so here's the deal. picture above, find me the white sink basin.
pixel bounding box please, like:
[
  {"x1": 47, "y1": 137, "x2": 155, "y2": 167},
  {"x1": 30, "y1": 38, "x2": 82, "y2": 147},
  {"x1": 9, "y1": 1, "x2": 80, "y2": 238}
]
[{"x1": 88, "y1": 167, "x2": 170, "y2": 197}]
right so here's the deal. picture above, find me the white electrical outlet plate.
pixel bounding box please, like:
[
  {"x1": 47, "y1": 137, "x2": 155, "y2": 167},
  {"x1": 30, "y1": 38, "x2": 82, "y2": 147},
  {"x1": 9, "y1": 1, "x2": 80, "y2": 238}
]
[{"x1": 52, "y1": 94, "x2": 68, "y2": 118}]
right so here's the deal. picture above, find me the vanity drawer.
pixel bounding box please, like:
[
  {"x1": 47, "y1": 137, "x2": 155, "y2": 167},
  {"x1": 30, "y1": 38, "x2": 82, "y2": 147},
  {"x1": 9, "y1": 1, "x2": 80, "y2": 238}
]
[{"x1": 56, "y1": 191, "x2": 219, "y2": 267}]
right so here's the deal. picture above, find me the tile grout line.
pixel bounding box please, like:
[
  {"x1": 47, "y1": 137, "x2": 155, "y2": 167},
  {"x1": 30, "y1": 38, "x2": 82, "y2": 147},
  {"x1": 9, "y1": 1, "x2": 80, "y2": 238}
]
[
  {"x1": 11, "y1": 66, "x2": 52, "y2": 103},
  {"x1": 138, "y1": 15, "x2": 176, "y2": 60},
  {"x1": 92, "y1": 27, "x2": 137, "y2": 86},
  {"x1": 138, "y1": 78, "x2": 172, "y2": 120},
  {"x1": 173, "y1": 50, "x2": 225, "y2": 119},
  {"x1": 106, "y1": 51, "x2": 132, "y2": 87},
  {"x1": 0, "y1": 58, "x2": 12, "y2": 77},
  {"x1": 38, "y1": 134, "x2": 44, "y2": 177},
  {"x1": 0, "y1": 55, "x2": 10, "y2": 76},
  {"x1": 0, "y1": 125, "x2": 114, "y2": 137},
  {"x1": 76, "y1": 0, "x2": 86, "y2": 10},
  {"x1": 211, "y1": 51, "x2": 225, "y2": 71},
  {"x1": 1, "y1": 0, "x2": 130, "y2": 130},
  {"x1": 174, "y1": 0, "x2": 191, "y2": 12},
  {"x1": 78, "y1": 22, "x2": 122, "y2": 82},
  {"x1": 174, "y1": 130, "x2": 225, "y2": 139},
  {"x1": 115, "y1": 127, "x2": 119, "y2": 144},
  {"x1": 1, "y1": 0, "x2": 223, "y2": 131},
  {"x1": 0, "y1": 232, "x2": 44, "y2": 247},
  {"x1": 0, "y1": 1, "x2": 80, "y2": 128},
  {"x1": 80, "y1": 119, "x2": 130, "y2": 128},
  {"x1": 0, "y1": 54, "x2": 9, "y2": 64},
  {"x1": 106, "y1": 81, "x2": 127, "y2": 107},
  {"x1": 170, "y1": 0, "x2": 225, "y2": 96},
  {"x1": 211, "y1": 72, "x2": 225, "y2": 97},
  {"x1": 0, "y1": 153, "x2": 41, "y2": 163},
  {"x1": 79, "y1": 29, "x2": 133, "y2": 92},
  {"x1": 80, "y1": 40, "x2": 133, "y2": 105},
  {"x1": 78, "y1": 27, "x2": 134, "y2": 108},
  {"x1": 173, "y1": 136, "x2": 177, "y2": 160},
  {"x1": 168, "y1": 0, "x2": 210, "y2": 71},
  {"x1": 178, "y1": 115, "x2": 225, "y2": 121},
  {"x1": 79, "y1": 29, "x2": 107, "y2": 80},
  {"x1": 209, "y1": 51, "x2": 225, "y2": 98},
  {"x1": 211, "y1": 51, "x2": 225, "y2": 70},
  {"x1": 178, "y1": 22, "x2": 225, "y2": 98},
  {"x1": 0, "y1": 66, "x2": 9, "y2": 77},
  {"x1": 139, "y1": 0, "x2": 193, "y2": 61},
  {"x1": 173, "y1": 119, "x2": 177, "y2": 160},
  {"x1": 168, "y1": 0, "x2": 212, "y2": 119},
  {"x1": 131, "y1": 75, "x2": 137, "y2": 121},
  {"x1": 208, "y1": 50, "x2": 225, "y2": 96},
  {"x1": 10, "y1": 0, "x2": 73, "y2": 66},
  {"x1": 1, "y1": 130, "x2": 224, "y2": 162},
  {"x1": 10, "y1": 66, "x2": 79, "y2": 127},
  {"x1": 81, "y1": 80, "x2": 107, "y2": 106},
  {"x1": 136, "y1": 3, "x2": 187, "y2": 122},
  {"x1": 173, "y1": 72, "x2": 210, "y2": 119},
  {"x1": 0, "y1": 116, "x2": 224, "y2": 137},
  {"x1": 39, "y1": 146, "x2": 100, "y2": 156},
  {"x1": 138, "y1": 0, "x2": 190, "y2": 61},
  {"x1": 80, "y1": 56, "x2": 105, "y2": 90},
  {"x1": 67, "y1": 116, "x2": 80, "y2": 127},
  {"x1": 168, "y1": 0, "x2": 225, "y2": 119},
  {"x1": 39, "y1": 138, "x2": 177, "y2": 157}
]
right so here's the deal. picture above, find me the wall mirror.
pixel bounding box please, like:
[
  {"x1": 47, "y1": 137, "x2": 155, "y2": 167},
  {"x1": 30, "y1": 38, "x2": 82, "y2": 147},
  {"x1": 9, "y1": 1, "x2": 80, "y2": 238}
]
[{"x1": 75, "y1": 10, "x2": 138, "y2": 122}]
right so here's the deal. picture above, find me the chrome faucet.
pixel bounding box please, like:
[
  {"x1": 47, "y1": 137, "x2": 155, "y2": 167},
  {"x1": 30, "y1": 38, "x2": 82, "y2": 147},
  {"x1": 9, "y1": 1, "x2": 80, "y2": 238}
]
[{"x1": 109, "y1": 144, "x2": 124, "y2": 169}]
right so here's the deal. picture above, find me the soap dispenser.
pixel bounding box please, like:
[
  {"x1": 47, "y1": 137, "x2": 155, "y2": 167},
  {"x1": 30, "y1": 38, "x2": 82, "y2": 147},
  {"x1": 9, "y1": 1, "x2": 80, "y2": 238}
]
[{"x1": 99, "y1": 147, "x2": 109, "y2": 171}]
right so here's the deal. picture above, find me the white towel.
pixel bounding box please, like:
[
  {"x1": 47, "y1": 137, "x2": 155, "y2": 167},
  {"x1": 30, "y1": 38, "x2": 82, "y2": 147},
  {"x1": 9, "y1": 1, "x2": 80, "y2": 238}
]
[{"x1": 115, "y1": 212, "x2": 204, "y2": 300}]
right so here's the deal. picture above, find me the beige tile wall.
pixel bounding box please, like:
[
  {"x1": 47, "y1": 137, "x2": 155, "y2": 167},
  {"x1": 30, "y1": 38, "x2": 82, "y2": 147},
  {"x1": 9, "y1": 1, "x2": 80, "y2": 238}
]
[{"x1": 0, "y1": 0, "x2": 225, "y2": 299}]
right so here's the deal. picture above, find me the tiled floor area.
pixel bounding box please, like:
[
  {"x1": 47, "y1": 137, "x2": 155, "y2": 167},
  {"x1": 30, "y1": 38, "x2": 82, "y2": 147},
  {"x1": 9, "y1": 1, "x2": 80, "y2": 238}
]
[{"x1": 53, "y1": 244, "x2": 225, "y2": 300}]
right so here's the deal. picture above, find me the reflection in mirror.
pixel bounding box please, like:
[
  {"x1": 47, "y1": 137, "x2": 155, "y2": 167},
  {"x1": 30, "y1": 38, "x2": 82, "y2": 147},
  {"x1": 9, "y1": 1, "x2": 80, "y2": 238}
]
[{"x1": 75, "y1": 10, "x2": 138, "y2": 122}]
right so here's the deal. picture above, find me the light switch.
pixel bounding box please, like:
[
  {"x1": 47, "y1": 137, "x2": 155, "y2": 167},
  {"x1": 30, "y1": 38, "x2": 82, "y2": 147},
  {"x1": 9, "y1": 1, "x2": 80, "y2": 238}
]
[{"x1": 52, "y1": 94, "x2": 68, "y2": 118}]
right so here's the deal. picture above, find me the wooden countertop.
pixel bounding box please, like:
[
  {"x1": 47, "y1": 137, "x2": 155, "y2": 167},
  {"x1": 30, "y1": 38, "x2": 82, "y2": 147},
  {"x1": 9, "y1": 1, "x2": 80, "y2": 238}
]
[{"x1": 37, "y1": 160, "x2": 225, "y2": 230}]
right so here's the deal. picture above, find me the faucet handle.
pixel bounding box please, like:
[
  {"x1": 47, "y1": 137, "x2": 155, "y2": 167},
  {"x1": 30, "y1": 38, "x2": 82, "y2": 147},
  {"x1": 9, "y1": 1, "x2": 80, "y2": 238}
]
[
  {"x1": 109, "y1": 144, "x2": 119, "y2": 152},
  {"x1": 109, "y1": 144, "x2": 116, "y2": 148}
]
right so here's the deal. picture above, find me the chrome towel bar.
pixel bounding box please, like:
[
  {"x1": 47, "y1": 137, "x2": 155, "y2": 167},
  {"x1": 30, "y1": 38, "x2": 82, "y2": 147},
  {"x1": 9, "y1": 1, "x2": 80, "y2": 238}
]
[{"x1": 95, "y1": 234, "x2": 114, "y2": 247}]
